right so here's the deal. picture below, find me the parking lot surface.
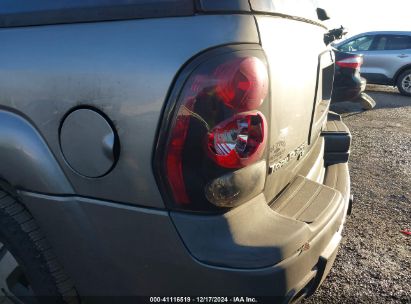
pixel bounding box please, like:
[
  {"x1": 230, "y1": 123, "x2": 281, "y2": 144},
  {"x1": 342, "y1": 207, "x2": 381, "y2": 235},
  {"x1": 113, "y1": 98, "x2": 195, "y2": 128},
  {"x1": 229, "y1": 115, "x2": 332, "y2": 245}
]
[{"x1": 305, "y1": 86, "x2": 411, "y2": 303}]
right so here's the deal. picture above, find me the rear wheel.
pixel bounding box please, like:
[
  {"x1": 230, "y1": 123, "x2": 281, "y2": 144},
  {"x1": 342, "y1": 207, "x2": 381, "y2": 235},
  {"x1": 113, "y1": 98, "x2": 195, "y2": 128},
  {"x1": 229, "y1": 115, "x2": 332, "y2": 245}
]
[
  {"x1": 397, "y1": 69, "x2": 411, "y2": 96},
  {"x1": 0, "y1": 241, "x2": 36, "y2": 304},
  {"x1": 0, "y1": 189, "x2": 78, "y2": 303}
]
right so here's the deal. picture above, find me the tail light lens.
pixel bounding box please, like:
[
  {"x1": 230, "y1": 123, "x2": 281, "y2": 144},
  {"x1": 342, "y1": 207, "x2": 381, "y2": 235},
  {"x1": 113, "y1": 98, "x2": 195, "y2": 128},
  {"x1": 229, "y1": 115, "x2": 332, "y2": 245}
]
[
  {"x1": 207, "y1": 112, "x2": 267, "y2": 169},
  {"x1": 158, "y1": 51, "x2": 270, "y2": 212},
  {"x1": 336, "y1": 56, "x2": 363, "y2": 69}
]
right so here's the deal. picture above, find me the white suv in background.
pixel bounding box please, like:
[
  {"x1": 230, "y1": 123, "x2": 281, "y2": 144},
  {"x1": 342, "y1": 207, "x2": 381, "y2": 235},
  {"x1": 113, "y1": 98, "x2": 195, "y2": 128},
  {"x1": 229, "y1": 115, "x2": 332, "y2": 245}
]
[{"x1": 336, "y1": 31, "x2": 411, "y2": 96}]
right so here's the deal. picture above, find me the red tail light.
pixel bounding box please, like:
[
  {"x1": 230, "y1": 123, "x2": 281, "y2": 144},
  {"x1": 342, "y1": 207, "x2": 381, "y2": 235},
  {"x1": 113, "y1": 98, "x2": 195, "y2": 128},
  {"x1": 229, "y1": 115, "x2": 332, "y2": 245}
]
[
  {"x1": 214, "y1": 57, "x2": 268, "y2": 111},
  {"x1": 207, "y1": 112, "x2": 267, "y2": 169},
  {"x1": 336, "y1": 56, "x2": 363, "y2": 69},
  {"x1": 158, "y1": 50, "x2": 270, "y2": 211}
]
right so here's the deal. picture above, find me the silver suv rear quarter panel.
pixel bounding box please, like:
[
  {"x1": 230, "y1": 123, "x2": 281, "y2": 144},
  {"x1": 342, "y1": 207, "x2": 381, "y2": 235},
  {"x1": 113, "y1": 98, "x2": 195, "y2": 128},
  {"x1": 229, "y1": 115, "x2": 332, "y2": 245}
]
[
  {"x1": 0, "y1": 6, "x2": 351, "y2": 300},
  {"x1": 0, "y1": 15, "x2": 258, "y2": 208},
  {"x1": 255, "y1": 16, "x2": 330, "y2": 202}
]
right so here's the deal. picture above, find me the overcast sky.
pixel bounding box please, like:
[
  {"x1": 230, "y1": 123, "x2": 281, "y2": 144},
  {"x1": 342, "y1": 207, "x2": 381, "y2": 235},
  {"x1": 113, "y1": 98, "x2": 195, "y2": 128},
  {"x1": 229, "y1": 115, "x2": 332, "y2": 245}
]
[{"x1": 317, "y1": 0, "x2": 411, "y2": 38}]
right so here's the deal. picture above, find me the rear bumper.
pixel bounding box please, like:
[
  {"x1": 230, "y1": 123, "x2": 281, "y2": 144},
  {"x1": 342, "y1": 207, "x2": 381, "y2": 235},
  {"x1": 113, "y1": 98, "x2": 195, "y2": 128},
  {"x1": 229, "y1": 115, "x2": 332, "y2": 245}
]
[
  {"x1": 19, "y1": 119, "x2": 351, "y2": 301},
  {"x1": 169, "y1": 116, "x2": 351, "y2": 299},
  {"x1": 171, "y1": 161, "x2": 350, "y2": 300},
  {"x1": 332, "y1": 73, "x2": 366, "y2": 103},
  {"x1": 283, "y1": 162, "x2": 351, "y2": 301},
  {"x1": 332, "y1": 86, "x2": 362, "y2": 102}
]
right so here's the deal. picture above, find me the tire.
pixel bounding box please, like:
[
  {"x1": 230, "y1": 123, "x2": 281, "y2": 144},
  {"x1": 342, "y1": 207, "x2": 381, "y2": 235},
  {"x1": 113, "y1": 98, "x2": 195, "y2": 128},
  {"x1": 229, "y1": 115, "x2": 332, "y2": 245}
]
[
  {"x1": 0, "y1": 189, "x2": 79, "y2": 304},
  {"x1": 396, "y1": 69, "x2": 411, "y2": 96}
]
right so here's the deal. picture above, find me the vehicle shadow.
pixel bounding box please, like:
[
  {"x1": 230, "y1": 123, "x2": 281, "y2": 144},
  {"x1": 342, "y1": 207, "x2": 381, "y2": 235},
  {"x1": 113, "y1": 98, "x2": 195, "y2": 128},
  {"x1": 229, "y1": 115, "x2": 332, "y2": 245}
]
[{"x1": 330, "y1": 101, "x2": 364, "y2": 116}]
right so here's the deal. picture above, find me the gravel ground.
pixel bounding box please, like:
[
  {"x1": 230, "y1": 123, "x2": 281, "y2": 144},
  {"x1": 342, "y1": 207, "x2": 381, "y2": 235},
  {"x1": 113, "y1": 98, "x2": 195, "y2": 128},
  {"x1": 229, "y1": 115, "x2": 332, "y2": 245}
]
[{"x1": 304, "y1": 86, "x2": 411, "y2": 303}]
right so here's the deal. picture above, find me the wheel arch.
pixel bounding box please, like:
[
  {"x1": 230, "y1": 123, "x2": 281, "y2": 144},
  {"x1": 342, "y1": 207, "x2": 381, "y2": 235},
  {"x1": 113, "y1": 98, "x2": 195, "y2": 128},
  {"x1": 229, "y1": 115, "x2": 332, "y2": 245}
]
[
  {"x1": 394, "y1": 64, "x2": 411, "y2": 84},
  {"x1": 0, "y1": 109, "x2": 73, "y2": 195}
]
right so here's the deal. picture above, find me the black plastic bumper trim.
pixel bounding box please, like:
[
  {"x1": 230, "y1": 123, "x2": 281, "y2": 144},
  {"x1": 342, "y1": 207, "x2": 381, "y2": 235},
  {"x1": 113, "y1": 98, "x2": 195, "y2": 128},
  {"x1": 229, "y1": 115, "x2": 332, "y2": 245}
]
[{"x1": 322, "y1": 113, "x2": 351, "y2": 165}]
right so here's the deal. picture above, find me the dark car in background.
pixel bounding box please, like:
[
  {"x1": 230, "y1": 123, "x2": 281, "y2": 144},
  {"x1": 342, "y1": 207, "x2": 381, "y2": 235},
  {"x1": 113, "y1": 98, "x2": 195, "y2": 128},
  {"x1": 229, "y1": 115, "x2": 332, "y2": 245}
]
[
  {"x1": 332, "y1": 50, "x2": 366, "y2": 102},
  {"x1": 335, "y1": 31, "x2": 411, "y2": 96}
]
